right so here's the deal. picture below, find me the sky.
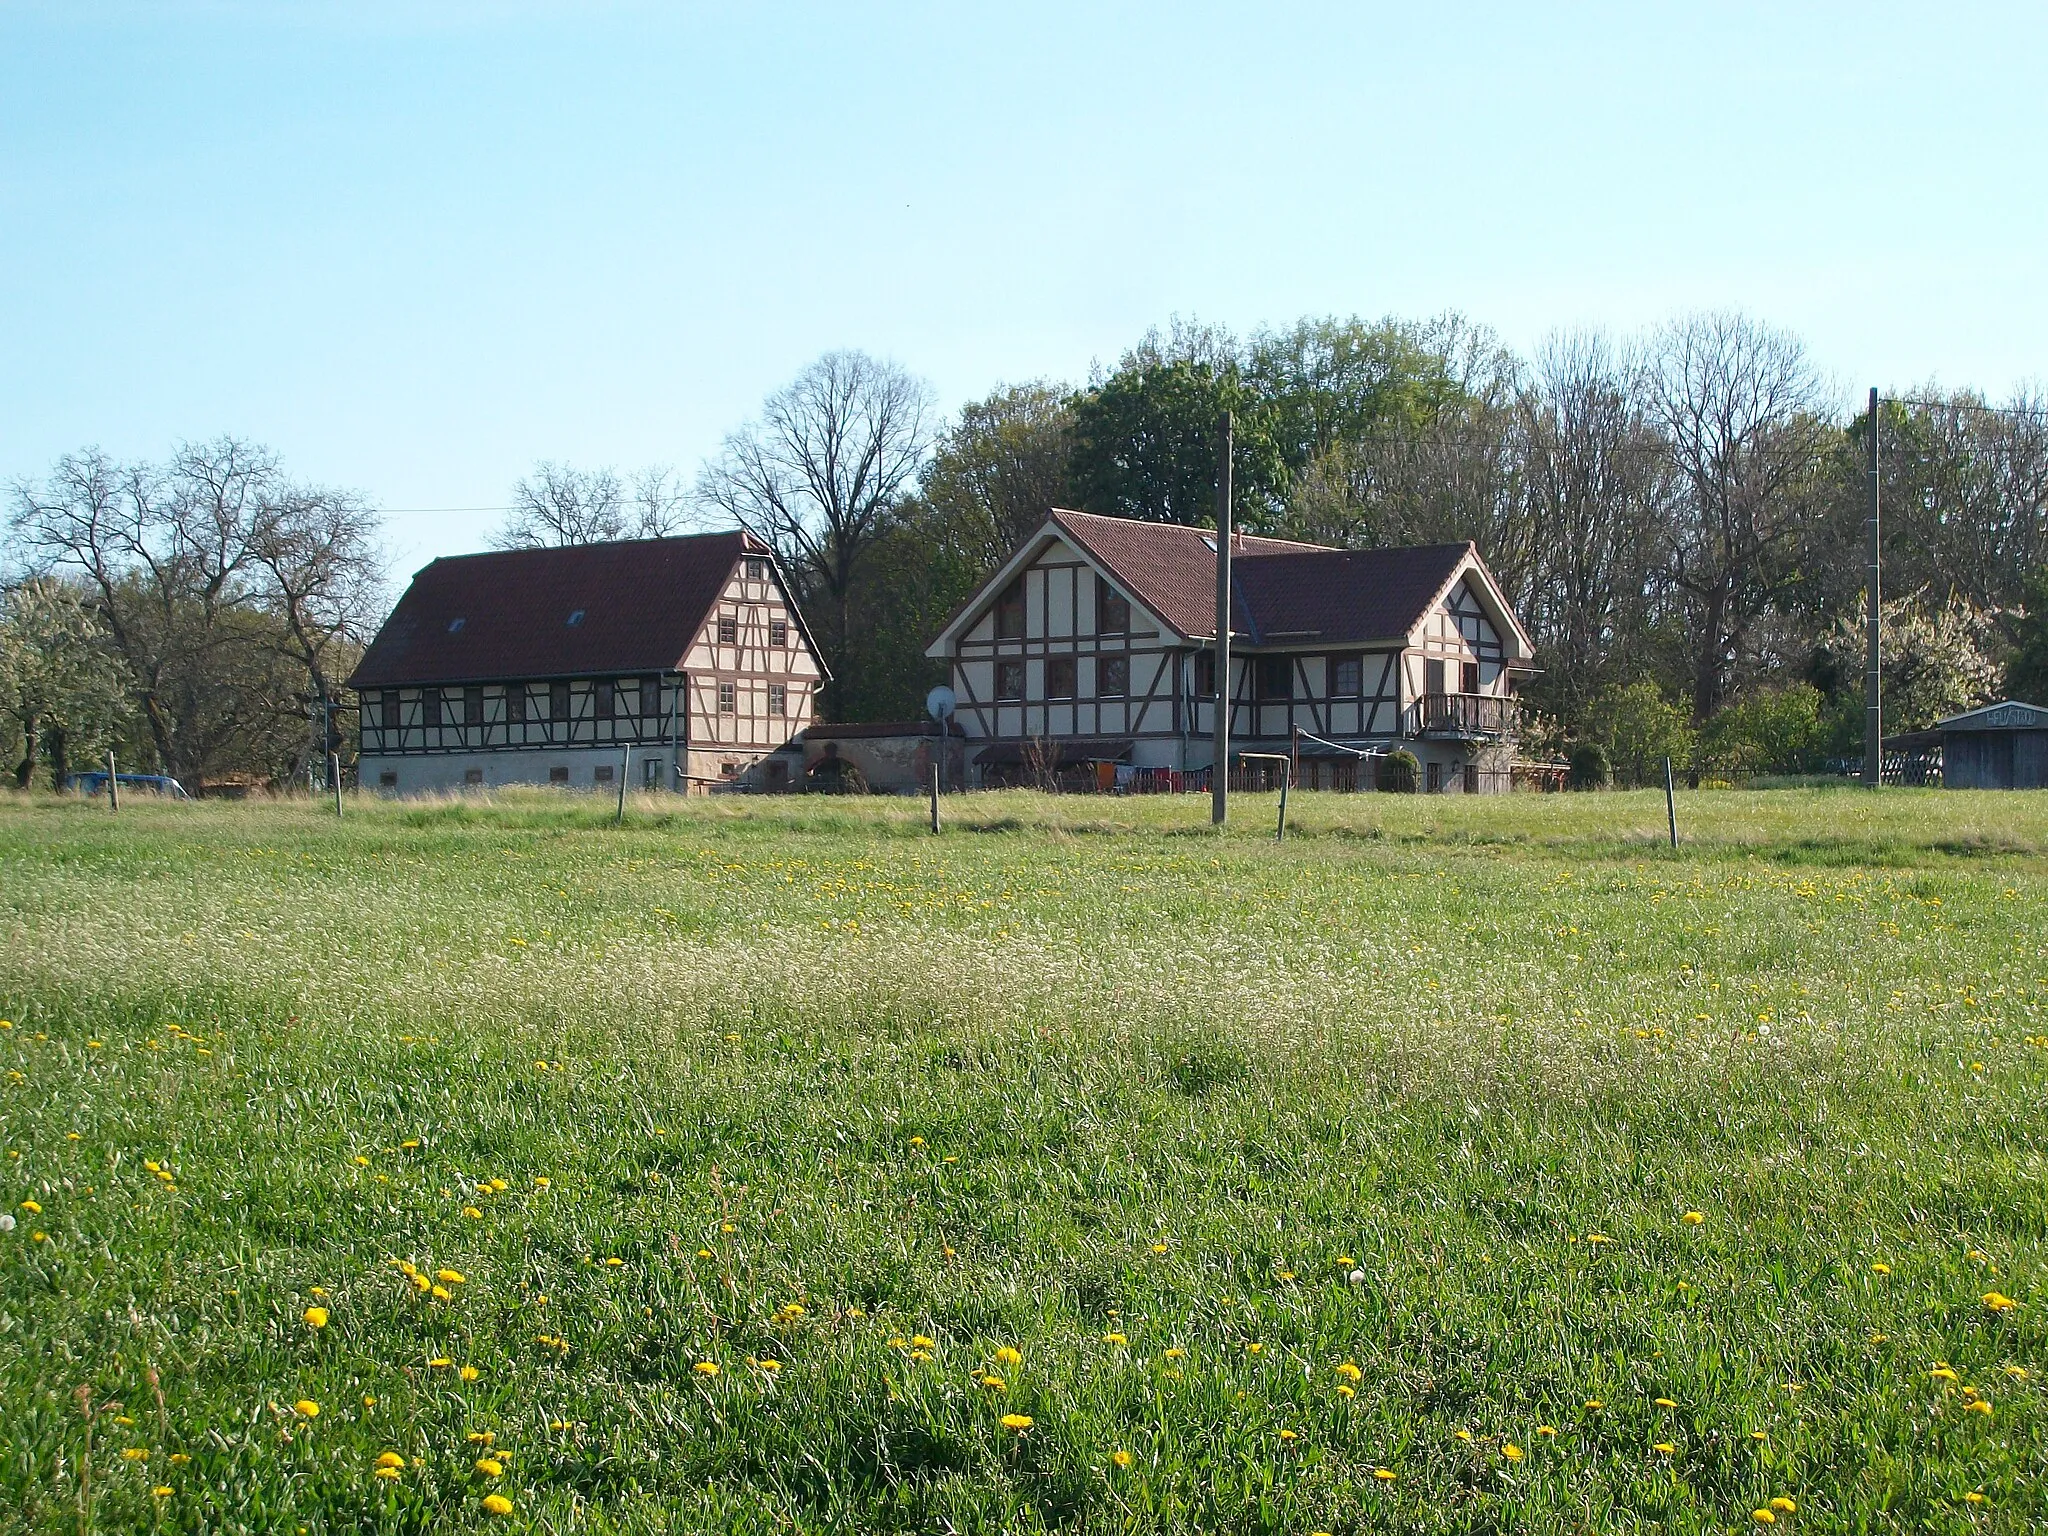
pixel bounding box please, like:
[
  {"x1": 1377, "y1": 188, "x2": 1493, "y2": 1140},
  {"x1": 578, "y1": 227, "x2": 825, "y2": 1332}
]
[{"x1": 3, "y1": 1, "x2": 2044, "y2": 572}]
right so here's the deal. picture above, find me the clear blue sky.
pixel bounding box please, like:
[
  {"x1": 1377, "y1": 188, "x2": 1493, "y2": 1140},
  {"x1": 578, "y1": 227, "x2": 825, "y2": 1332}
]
[{"x1": 3, "y1": 1, "x2": 2042, "y2": 572}]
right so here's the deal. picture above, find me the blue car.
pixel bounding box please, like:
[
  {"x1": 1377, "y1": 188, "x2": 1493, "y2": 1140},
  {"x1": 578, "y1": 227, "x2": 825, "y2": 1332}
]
[{"x1": 67, "y1": 772, "x2": 191, "y2": 799}]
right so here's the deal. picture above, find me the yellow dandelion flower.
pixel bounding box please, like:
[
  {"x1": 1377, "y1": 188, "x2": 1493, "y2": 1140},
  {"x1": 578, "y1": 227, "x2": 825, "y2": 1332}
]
[
  {"x1": 1335, "y1": 1362, "x2": 1362, "y2": 1382},
  {"x1": 459, "y1": 1365, "x2": 481, "y2": 1381},
  {"x1": 168, "y1": 1454, "x2": 190, "y2": 1466},
  {"x1": 1965, "y1": 1491, "x2": 1985, "y2": 1504},
  {"x1": 1585, "y1": 1399, "x2": 1604, "y2": 1410},
  {"x1": 1111, "y1": 1449, "x2": 1133, "y2": 1468},
  {"x1": 694, "y1": 1361, "x2": 719, "y2": 1376},
  {"x1": 303, "y1": 1306, "x2": 329, "y2": 1329},
  {"x1": 374, "y1": 1466, "x2": 400, "y2": 1480},
  {"x1": 982, "y1": 1375, "x2": 1007, "y2": 1392},
  {"x1": 481, "y1": 1493, "x2": 513, "y2": 1515},
  {"x1": 122, "y1": 1448, "x2": 148, "y2": 1461},
  {"x1": 428, "y1": 1357, "x2": 453, "y2": 1369},
  {"x1": 1000, "y1": 1413, "x2": 1032, "y2": 1430},
  {"x1": 2004, "y1": 1365, "x2": 2029, "y2": 1380},
  {"x1": 1163, "y1": 1347, "x2": 1186, "y2": 1360},
  {"x1": 1931, "y1": 1366, "x2": 1959, "y2": 1382},
  {"x1": 436, "y1": 1269, "x2": 465, "y2": 1285},
  {"x1": 376, "y1": 1452, "x2": 405, "y2": 1469},
  {"x1": 293, "y1": 1400, "x2": 320, "y2": 1418},
  {"x1": 1150, "y1": 1243, "x2": 1168, "y2": 1254},
  {"x1": 1983, "y1": 1292, "x2": 2018, "y2": 1313},
  {"x1": 994, "y1": 1346, "x2": 1022, "y2": 1366},
  {"x1": 474, "y1": 1458, "x2": 503, "y2": 1477},
  {"x1": 1501, "y1": 1442, "x2": 1523, "y2": 1460},
  {"x1": 534, "y1": 1177, "x2": 550, "y2": 1188},
  {"x1": 1753, "y1": 1510, "x2": 1776, "y2": 1525},
  {"x1": 1336, "y1": 1383, "x2": 1355, "y2": 1398},
  {"x1": 462, "y1": 1206, "x2": 483, "y2": 1220},
  {"x1": 152, "y1": 1486, "x2": 173, "y2": 1497},
  {"x1": 1537, "y1": 1425, "x2": 1556, "y2": 1437},
  {"x1": 1770, "y1": 1498, "x2": 1796, "y2": 1513},
  {"x1": 1681, "y1": 1211, "x2": 1704, "y2": 1224},
  {"x1": 431, "y1": 1285, "x2": 453, "y2": 1302},
  {"x1": 1278, "y1": 1429, "x2": 1298, "y2": 1442},
  {"x1": 1871, "y1": 1262, "x2": 1891, "y2": 1274},
  {"x1": 19, "y1": 1200, "x2": 40, "y2": 1214},
  {"x1": 1751, "y1": 1431, "x2": 1768, "y2": 1442},
  {"x1": 1964, "y1": 1399, "x2": 1992, "y2": 1415},
  {"x1": 1454, "y1": 1429, "x2": 1474, "y2": 1442},
  {"x1": 1102, "y1": 1332, "x2": 1128, "y2": 1346},
  {"x1": 1374, "y1": 1467, "x2": 1396, "y2": 1481},
  {"x1": 1653, "y1": 1442, "x2": 1676, "y2": 1455}
]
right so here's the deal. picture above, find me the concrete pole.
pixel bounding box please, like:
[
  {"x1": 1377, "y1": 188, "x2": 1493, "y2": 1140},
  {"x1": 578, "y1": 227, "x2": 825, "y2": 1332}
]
[{"x1": 1212, "y1": 409, "x2": 1233, "y2": 827}]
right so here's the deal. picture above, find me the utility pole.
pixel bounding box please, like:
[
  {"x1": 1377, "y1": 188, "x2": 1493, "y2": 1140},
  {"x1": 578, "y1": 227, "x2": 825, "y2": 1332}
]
[
  {"x1": 1863, "y1": 387, "x2": 1882, "y2": 787},
  {"x1": 1212, "y1": 409, "x2": 1233, "y2": 828}
]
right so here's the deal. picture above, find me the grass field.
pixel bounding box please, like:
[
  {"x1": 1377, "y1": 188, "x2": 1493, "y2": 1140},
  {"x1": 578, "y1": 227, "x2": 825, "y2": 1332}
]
[{"x1": 1, "y1": 786, "x2": 2045, "y2": 1534}]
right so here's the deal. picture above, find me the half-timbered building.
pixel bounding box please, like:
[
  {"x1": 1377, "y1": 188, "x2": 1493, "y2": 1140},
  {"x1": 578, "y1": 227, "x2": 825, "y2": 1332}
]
[
  {"x1": 349, "y1": 532, "x2": 825, "y2": 794},
  {"x1": 924, "y1": 508, "x2": 1535, "y2": 791}
]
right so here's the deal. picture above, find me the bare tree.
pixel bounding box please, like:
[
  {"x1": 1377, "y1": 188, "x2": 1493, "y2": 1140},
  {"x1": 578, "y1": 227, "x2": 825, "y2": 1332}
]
[
  {"x1": 1516, "y1": 332, "x2": 1674, "y2": 716},
  {"x1": 493, "y1": 462, "x2": 626, "y2": 547},
  {"x1": 0, "y1": 576, "x2": 129, "y2": 788},
  {"x1": 493, "y1": 461, "x2": 695, "y2": 547},
  {"x1": 1651, "y1": 314, "x2": 1833, "y2": 721},
  {"x1": 249, "y1": 486, "x2": 386, "y2": 776},
  {"x1": 697, "y1": 351, "x2": 936, "y2": 710},
  {"x1": 10, "y1": 438, "x2": 385, "y2": 787}
]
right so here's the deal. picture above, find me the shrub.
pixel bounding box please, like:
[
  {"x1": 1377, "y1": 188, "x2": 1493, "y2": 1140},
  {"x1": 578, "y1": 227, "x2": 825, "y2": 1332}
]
[
  {"x1": 1567, "y1": 742, "x2": 1610, "y2": 790},
  {"x1": 1702, "y1": 684, "x2": 1826, "y2": 778},
  {"x1": 1376, "y1": 749, "x2": 1420, "y2": 794},
  {"x1": 1585, "y1": 681, "x2": 1694, "y2": 788}
]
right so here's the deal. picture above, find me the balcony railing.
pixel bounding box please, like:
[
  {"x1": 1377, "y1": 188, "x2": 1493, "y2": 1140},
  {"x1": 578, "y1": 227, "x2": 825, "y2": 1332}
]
[{"x1": 1410, "y1": 691, "x2": 1518, "y2": 740}]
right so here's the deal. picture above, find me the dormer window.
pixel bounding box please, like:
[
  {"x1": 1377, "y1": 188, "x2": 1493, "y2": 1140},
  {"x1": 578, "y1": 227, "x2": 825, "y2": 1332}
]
[
  {"x1": 567, "y1": 609, "x2": 585, "y2": 627},
  {"x1": 745, "y1": 557, "x2": 769, "y2": 581}
]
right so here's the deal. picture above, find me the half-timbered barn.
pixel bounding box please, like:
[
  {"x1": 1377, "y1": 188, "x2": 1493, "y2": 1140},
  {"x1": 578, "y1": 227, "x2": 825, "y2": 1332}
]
[
  {"x1": 349, "y1": 533, "x2": 826, "y2": 794},
  {"x1": 924, "y1": 509, "x2": 1535, "y2": 792}
]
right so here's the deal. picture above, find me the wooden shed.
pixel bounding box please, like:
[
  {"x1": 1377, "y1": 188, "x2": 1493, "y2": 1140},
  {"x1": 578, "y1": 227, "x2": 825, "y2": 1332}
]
[{"x1": 1884, "y1": 700, "x2": 2048, "y2": 789}]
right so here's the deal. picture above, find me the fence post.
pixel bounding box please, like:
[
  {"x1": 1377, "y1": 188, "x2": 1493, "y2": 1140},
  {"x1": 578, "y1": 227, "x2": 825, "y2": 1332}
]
[
  {"x1": 930, "y1": 761, "x2": 942, "y2": 834},
  {"x1": 330, "y1": 752, "x2": 342, "y2": 817},
  {"x1": 1663, "y1": 755, "x2": 1678, "y2": 849},
  {"x1": 106, "y1": 752, "x2": 119, "y2": 813}
]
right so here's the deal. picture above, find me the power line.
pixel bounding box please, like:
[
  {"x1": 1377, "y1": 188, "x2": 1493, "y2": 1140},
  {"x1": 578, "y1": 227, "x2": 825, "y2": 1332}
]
[{"x1": 1887, "y1": 395, "x2": 2048, "y2": 421}]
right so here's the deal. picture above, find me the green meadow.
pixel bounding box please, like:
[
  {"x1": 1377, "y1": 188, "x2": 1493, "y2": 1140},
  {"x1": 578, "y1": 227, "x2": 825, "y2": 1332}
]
[{"x1": 1, "y1": 787, "x2": 2044, "y2": 1534}]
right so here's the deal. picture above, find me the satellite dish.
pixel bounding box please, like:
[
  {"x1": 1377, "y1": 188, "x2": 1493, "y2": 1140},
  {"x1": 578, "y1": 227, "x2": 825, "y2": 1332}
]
[{"x1": 926, "y1": 685, "x2": 956, "y2": 722}]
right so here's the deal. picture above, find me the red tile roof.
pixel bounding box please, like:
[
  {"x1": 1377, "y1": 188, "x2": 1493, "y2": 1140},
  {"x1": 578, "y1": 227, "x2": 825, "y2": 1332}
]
[
  {"x1": 1046, "y1": 508, "x2": 1323, "y2": 638},
  {"x1": 1047, "y1": 509, "x2": 1503, "y2": 650},
  {"x1": 348, "y1": 532, "x2": 783, "y2": 688}
]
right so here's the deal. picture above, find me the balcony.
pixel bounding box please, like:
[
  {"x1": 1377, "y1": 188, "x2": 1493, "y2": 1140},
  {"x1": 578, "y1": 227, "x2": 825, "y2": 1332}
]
[{"x1": 1410, "y1": 692, "x2": 1518, "y2": 741}]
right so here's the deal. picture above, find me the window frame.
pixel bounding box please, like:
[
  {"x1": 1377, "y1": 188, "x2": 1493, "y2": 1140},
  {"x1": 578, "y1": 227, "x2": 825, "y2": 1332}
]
[
  {"x1": 380, "y1": 692, "x2": 400, "y2": 732},
  {"x1": 504, "y1": 685, "x2": 526, "y2": 725},
  {"x1": 770, "y1": 617, "x2": 789, "y2": 648},
  {"x1": 1193, "y1": 650, "x2": 1217, "y2": 699},
  {"x1": 593, "y1": 679, "x2": 615, "y2": 720},
  {"x1": 1425, "y1": 658, "x2": 1447, "y2": 697},
  {"x1": 1330, "y1": 654, "x2": 1363, "y2": 698},
  {"x1": 1095, "y1": 581, "x2": 1130, "y2": 636},
  {"x1": 994, "y1": 578, "x2": 1026, "y2": 640},
  {"x1": 1255, "y1": 655, "x2": 1293, "y2": 701},
  {"x1": 769, "y1": 682, "x2": 788, "y2": 717},
  {"x1": 1097, "y1": 654, "x2": 1129, "y2": 698},
  {"x1": 717, "y1": 612, "x2": 739, "y2": 645},
  {"x1": 420, "y1": 687, "x2": 443, "y2": 728},
  {"x1": 995, "y1": 660, "x2": 1025, "y2": 701},
  {"x1": 1045, "y1": 656, "x2": 1077, "y2": 699},
  {"x1": 718, "y1": 680, "x2": 737, "y2": 714},
  {"x1": 1460, "y1": 660, "x2": 1481, "y2": 695},
  {"x1": 550, "y1": 682, "x2": 571, "y2": 722},
  {"x1": 464, "y1": 685, "x2": 484, "y2": 727}
]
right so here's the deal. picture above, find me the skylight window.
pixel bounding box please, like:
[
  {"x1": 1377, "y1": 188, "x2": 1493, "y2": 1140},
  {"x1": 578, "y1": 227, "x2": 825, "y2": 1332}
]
[
  {"x1": 567, "y1": 609, "x2": 585, "y2": 627},
  {"x1": 447, "y1": 617, "x2": 465, "y2": 633},
  {"x1": 1201, "y1": 535, "x2": 1217, "y2": 551}
]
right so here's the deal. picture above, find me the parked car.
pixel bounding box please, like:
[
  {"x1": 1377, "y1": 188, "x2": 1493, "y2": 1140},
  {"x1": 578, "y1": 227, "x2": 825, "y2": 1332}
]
[{"x1": 66, "y1": 772, "x2": 191, "y2": 800}]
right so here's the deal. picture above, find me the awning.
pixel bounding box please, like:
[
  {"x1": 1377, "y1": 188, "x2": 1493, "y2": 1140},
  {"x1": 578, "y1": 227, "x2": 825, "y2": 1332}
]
[{"x1": 973, "y1": 739, "x2": 1133, "y2": 768}]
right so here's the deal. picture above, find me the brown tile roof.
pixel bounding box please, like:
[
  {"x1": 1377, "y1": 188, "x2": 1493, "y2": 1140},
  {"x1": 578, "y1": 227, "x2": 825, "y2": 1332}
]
[
  {"x1": 1047, "y1": 509, "x2": 1495, "y2": 648},
  {"x1": 1046, "y1": 508, "x2": 1324, "y2": 638},
  {"x1": 1230, "y1": 543, "x2": 1476, "y2": 646},
  {"x1": 348, "y1": 532, "x2": 782, "y2": 688}
]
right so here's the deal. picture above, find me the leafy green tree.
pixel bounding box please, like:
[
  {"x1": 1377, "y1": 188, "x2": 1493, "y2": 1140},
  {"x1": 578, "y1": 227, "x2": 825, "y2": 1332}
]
[
  {"x1": 1820, "y1": 592, "x2": 1999, "y2": 735},
  {"x1": 2004, "y1": 568, "x2": 2048, "y2": 705},
  {"x1": 1584, "y1": 680, "x2": 1695, "y2": 788},
  {"x1": 1700, "y1": 684, "x2": 1826, "y2": 777},
  {"x1": 917, "y1": 383, "x2": 1075, "y2": 568},
  {"x1": 1246, "y1": 315, "x2": 1469, "y2": 473},
  {"x1": 0, "y1": 576, "x2": 130, "y2": 788},
  {"x1": 1067, "y1": 359, "x2": 1289, "y2": 531}
]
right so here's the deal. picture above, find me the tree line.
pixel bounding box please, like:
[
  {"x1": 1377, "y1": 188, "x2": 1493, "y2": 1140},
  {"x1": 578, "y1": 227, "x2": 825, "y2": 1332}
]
[{"x1": 7, "y1": 311, "x2": 2047, "y2": 791}]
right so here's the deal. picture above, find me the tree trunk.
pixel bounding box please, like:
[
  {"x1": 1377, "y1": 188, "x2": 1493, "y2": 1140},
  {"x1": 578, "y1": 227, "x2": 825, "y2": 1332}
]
[
  {"x1": 13, "y1": 712, "x2": 37, "y2": 790},
  {"x1": 47, "y1": 725, "x2": 69, "y2": 792}
]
